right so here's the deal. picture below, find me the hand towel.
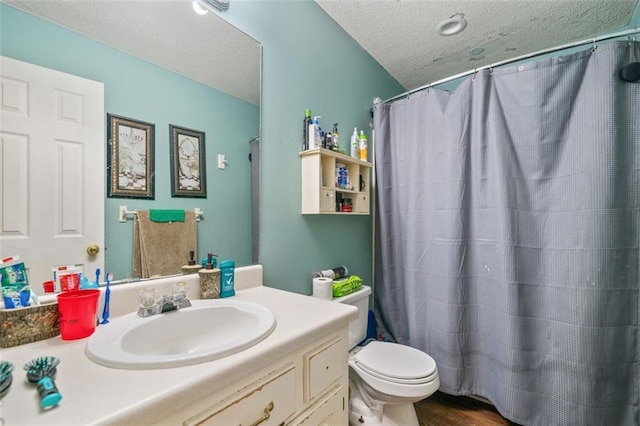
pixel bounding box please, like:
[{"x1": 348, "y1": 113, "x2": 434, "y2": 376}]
[{"x1": 132, "y1": 210, "x2": 196, "y2": 278}]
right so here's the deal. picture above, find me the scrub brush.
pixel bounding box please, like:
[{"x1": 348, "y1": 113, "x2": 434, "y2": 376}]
[
  {"x1": 0, "y1": 361, "x2": 13, "y2": 400},
  {"x1": 23, "y1": 356, "x2": 62, "y2": 409}
]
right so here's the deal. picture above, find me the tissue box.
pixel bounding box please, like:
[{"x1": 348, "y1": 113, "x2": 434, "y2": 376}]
[{"x1": 0, "y1": 302, "x2": 60, "y2": 348}]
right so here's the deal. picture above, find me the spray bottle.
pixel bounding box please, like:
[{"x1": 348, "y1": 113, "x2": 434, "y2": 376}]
[{"x1": 350, "y1": 127, "x2": 359, "y2": 158}]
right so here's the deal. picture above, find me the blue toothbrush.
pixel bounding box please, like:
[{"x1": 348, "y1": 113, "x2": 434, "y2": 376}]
[
  {"x1": 95, "y1": 268, "x2": 101, "y2": 288},
  {"x1": 101, "y1": 272, "x2": 111, "y2": 324}
]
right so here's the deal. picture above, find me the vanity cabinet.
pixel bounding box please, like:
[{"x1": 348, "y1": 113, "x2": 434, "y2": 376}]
[
  {"x1": 168, "y1": 329, "x2": 350, "y2": 426},
  {"x1": 300, "y1": 148, "x2": 373, "y2": 215}
]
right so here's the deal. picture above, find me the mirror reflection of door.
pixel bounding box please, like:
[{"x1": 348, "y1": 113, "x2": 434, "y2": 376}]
[{"x1": 0, "y1": 56, "x2": 105, "y2": 293}]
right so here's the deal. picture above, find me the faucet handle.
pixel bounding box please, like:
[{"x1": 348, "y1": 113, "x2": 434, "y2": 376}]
[
  {"x1": 139, "y1": 288, "x2": 157, "y2": 309},
  {"x1": 172, "y1": 282, "x2": 188, "y2": 301}
]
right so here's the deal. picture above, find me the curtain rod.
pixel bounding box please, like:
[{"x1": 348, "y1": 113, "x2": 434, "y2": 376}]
[{"x1": 383, "y1": 26, "x2": 640, "y2": 104}]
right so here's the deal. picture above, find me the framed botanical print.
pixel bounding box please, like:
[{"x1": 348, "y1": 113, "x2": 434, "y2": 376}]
[
  {"x1": 169, "y1": 125, "x2": 207, "y2": 198},
  {"x1": 107, "y1": 114, "x2": 155, "y2": 199}
]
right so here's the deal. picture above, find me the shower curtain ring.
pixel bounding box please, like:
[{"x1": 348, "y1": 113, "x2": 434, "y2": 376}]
[
  {"x1": 472, "y1": 69, "x2": 477, "y2": 81},
  {"x1": 489, "y1": 64, "x2": 494, "y2": 74},
  {"x1": 591, "y1": 39, "x2": 597, "y2": 53}
]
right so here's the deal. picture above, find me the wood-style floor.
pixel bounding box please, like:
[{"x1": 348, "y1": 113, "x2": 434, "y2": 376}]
[{"x1": 414, "y1": 392, "x2": 520, "y2": 426}]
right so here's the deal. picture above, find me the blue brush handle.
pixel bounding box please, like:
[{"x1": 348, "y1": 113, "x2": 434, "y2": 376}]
[
  {"x1": 37, "y1": 377, "x2": 62, "y2": 409},
  {"x1": 101, "y1": 275, "x2": 110, "y2": 324}
]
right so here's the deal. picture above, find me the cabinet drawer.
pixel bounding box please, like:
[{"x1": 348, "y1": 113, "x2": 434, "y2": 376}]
[
  {"x1": 185, "y1": 364, "x2": 296, "y2": 426},
  {"x1": 288, "y1": 385, "x2": 346, "y2": 426},
  {"x1": 303, "y1": 337, "x2": 344, "y2": 402}
]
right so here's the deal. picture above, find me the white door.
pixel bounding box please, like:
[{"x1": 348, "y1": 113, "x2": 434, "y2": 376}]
[{"x1": 0, "y1": 56, "x2": 104, "y2": 292}]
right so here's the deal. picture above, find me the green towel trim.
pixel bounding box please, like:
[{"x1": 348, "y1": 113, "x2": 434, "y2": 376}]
[{"x1": 149, "y1": 209, "x2": 185, "y2": 223}]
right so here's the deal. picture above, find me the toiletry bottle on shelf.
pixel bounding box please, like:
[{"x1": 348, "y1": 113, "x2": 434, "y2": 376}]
[
  {"x1": 303, "y1": 109, "x2": 312, "y2": 151},
  {"x1": 350, "y1": 127, "x2": 359, "y2": 158},
  {"x1": 219, "y1": 260, "x2": 235, "y2": 298},
  {"x1": 309, "y1": 116, "x2": 322, "y2": 149},
  {"x1": 359, "y1": 130, "x2": 368, "y2": 161},
  {"x1": 332, "y1": 123, "x2": 340, "y2": 151},
  {"x1": 198, "y1": 253, "x2": 220, "y2": 299},
  {"x1": 182, "y1": 250, "x2": 201, "y2": 275}
]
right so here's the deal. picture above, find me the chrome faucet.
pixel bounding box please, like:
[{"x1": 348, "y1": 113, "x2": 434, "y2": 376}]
[{"x1": 137, "y1": 283, "x2": 192, "y2": 318}]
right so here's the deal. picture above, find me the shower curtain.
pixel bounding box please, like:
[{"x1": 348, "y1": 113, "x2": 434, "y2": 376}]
[{"x1": 373, "y1": 41, "x2": 639, "y2": 425}]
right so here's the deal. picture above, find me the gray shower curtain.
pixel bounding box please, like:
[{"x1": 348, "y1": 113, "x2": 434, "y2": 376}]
[{"x1": 373, "y1": 41, "x2": 639, "y2": 425}]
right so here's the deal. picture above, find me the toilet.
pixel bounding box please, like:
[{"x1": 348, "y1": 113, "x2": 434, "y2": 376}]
[{"x1": 334, "y1": 285, "x2": 439, "y2": 426}]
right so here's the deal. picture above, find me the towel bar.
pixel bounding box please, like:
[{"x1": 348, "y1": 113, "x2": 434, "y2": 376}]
[{"x1": 118, "y1": 206, "x2": 203, "y2": 223}]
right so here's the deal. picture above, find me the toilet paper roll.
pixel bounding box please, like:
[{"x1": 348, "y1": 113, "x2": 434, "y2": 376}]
[{"x1": 312, "y1": 277, "x2": 333, "y2": 300}]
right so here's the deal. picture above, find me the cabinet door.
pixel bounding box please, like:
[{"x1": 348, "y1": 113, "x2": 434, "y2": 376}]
[
  {"x1": 304, "y1": 338, "x2": 344, "y2": 402},
  {"x1": 185, "y1": 364, "x2": 296, "y2": 426},
  {"x1": 288, "y1": 385, "x2": 346, "y2": 426},
  {"x1": 320, "y1": 189, "x2": 335, "y2": 213},
  {"x1": 355, "y1": 193, "x2": 369, "y2": 214}
]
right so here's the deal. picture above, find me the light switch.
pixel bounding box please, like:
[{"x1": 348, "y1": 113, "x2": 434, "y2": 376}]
[{"x1": 217, "y1": 154, "x2": 227, "y2": 169}]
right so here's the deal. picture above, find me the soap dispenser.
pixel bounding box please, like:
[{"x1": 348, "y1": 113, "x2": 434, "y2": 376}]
[
  {"x1": 198, "y1": 253, "x2": 220, "y2": 299},
  {"x1": 181, "y1": 250, "x2": 201, "y2": 275}
]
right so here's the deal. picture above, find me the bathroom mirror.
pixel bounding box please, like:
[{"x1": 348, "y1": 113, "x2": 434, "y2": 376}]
[{"x1": 0, "y1": 0, "x2": 261, "y2": 292}]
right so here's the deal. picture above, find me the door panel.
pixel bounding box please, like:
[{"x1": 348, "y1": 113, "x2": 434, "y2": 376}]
[{"x1": 0, "y1": 56, "x2": 104, "y2": 292}]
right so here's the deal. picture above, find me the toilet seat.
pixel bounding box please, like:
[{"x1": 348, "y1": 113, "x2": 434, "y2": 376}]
[{"x1": 351, "y1": 341, "x2": 437, "y2": 385}]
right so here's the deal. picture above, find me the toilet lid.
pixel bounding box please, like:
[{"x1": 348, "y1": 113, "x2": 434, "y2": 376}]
[{"x1": 353, "y1": 341, "x2": 437, "y2": 382}]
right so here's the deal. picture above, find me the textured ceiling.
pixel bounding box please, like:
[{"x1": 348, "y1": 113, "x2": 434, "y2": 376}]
[
  {"x1": 316, "y1": 0, "x2": 639, "y2": 92},
  {"x1": 2, "y1": 0, "x2": 261, "y2": 105},
  {"x1": 3, "y1": 0, "x2": 638, "y2": 104}
]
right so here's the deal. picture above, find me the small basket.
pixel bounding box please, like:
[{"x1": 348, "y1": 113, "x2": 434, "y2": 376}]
[{"x1": 0, "y1": 302, "x2": 60, "y2": 348}]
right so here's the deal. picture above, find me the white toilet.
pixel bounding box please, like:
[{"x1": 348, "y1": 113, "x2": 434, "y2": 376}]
[{"x1": 334, "y1": 285, "x2": 439, "y2": 426}]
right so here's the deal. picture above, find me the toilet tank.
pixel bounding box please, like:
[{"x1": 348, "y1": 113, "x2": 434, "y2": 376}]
[{"x1": 333, "y1": 285, "x2": 371, "y2": 350}]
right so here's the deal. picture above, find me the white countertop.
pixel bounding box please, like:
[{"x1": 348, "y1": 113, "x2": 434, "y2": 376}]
[{"x1": 1, "y1": 282, "x2": 357, "y2": 425}]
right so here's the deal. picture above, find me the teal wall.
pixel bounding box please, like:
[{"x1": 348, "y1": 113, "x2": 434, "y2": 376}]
[
  {"x1": 0, "y1": 4, "x2": 259, "y2": 280},
  {"x1": 221, "y1": 1, "x2": 404, "y2": 294}
]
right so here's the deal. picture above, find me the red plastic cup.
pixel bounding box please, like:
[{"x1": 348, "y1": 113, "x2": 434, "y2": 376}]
[
  {"x1": 57, "y1": 290, "x2": 100, "y2": 340},
  {"x1": 42, "y1": 280, "x2": 55, "y2": 293}
]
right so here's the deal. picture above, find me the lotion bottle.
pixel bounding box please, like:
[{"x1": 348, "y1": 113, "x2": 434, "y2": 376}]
[{"x1": 350, "y1": 127, "x2": 359, "y2": 158}]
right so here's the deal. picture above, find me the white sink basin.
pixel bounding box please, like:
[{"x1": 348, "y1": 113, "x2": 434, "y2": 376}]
[{"x1": 85, "y1": 299, "x2": 276, "y2": 369}]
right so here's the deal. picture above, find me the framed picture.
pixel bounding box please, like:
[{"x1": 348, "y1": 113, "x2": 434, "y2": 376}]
[
  {"x1": 169, "y1": 125, "x2": 207, "y2": 198},
  {"x1": 107, "y1": 114, "x2": 155, "y2": 199}
]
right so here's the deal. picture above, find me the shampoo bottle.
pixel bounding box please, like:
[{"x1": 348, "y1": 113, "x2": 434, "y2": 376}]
[
  {"x1": 219, "y1": 260, "x2": 235, "y2": 298},
  {"x1": 309, "y1": 116, "x2": 322, "y2": 149},
  {"x1": 350, "y1": 127, "x2": 359, "y2": 158},
  {"x1": 359, "y1": 130, "x2": 368, "y2": 161}
]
